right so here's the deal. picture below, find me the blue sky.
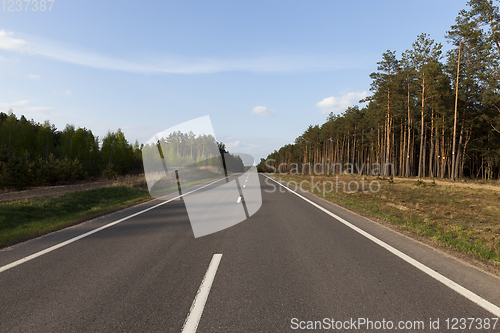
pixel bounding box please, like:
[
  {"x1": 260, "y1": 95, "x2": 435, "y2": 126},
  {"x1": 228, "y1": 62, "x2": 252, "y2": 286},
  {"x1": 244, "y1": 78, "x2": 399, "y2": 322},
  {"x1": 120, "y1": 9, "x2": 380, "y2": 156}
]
[{"x1": 0, "y1": 0, "x2": 467, "y2": 160}]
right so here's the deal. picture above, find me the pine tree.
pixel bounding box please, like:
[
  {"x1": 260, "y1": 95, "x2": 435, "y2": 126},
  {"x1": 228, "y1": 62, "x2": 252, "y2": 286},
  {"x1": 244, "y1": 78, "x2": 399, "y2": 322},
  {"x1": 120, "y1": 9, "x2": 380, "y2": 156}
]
[{"x1": 406, "y1": 33, "x2": 443, "y2": 178}]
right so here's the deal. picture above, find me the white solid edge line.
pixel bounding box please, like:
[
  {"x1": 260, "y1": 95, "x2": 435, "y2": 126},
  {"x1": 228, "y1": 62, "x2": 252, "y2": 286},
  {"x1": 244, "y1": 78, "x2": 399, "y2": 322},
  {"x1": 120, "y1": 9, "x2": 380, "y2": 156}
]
[
  {"x1": 181, "y1": 254, "x2": 222, "y2": 333},
  {"x1": 0, "y1": 177, "x2": 230, "y2": 274},
  {"x1": 263, "y1": 174, "x2": 500, "y2": 317}
]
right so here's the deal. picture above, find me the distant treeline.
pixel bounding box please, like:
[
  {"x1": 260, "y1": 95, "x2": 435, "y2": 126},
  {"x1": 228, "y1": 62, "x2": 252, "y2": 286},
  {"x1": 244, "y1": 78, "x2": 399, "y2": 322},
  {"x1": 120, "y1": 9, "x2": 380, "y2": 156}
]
[
  {"x1": 0, "y1": 111, "x2": 244, "y2": 189},
  {"x1": 0, "y1": 110, "x2": 143, "y2": 189},
  {"x1": 259, "y1": 0, "x2": 500, "y2": 180},
  {"x1": 143, "y1": 130, "x2": 245, "y2": 173}
]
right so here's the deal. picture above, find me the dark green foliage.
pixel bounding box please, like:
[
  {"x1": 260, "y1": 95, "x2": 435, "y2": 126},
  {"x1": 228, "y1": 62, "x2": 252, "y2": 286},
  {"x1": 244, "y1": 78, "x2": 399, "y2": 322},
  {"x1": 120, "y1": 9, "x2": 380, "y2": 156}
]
[
  {"x1": 101, "y1": 129, "x2": 135, "y2": 175},
  {"x1": 0, "y1": 111, "x2": 239, "y2": 189},
  {"x1": 259, "y1": 1, "x2": 500, "y2": 180},
  {"x1": 30, "y1": 155, "x2": 85, "y2": 185},
  {"x1": 0, "y1": 148, "x2": 28, "y2": 189},
  {"x1": 102, "y1": 162, "x2": 119, "y2": 179},
  {"x1": 0, "y1": 111, "x2": 143, "y2": 189},
  {"x1": 0, "y1": 185, "x2": 150, "y2": 248}
]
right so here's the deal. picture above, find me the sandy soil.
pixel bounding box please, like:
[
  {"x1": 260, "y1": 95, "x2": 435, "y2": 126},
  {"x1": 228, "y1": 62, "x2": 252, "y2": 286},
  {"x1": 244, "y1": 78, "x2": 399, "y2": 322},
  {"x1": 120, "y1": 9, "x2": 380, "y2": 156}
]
[
  {"x1": 0, "y1": 175, "x2": 146, "y2": 203},
  {"x1": 393, "y1": 176, "x2": 500, "y2": 192}
]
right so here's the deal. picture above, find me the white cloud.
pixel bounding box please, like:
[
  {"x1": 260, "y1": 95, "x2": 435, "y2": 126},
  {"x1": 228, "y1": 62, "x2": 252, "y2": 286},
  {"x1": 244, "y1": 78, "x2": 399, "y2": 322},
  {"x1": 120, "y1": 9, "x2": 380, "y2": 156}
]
[
  {"x1": 21, "y1": 106, "x2": 54, "y2": 112},
  {"x1": 226, "y1": 140, "x2": 240, "y2": 148},
  {"x1": 27, "y1": 74, "x2": 41, "y2": 80},
  {"x1": 0, "y1": 30, "x2": 29, "y2": 52},
  {"x1": 0, "y1": 30, "x2": 367, "y2": 74},
  {"x1": 0, "y1": 100, "x2": 30, "y2": 108},
  {"x1": 252, "y1": 106, "x2": 276, "y2": 116},
  {"x1": 0, "y1": 100, "x2": 53, "y2": 117},
  {"x1": 217, "y1": 135, "x2": 291, "y2": 162},
  {"x1": 316, "y1": 91, "x2": 369, "y2": 114},
  {"x1": 65, "y1": 89, "x2": 72, "y2": 96}
]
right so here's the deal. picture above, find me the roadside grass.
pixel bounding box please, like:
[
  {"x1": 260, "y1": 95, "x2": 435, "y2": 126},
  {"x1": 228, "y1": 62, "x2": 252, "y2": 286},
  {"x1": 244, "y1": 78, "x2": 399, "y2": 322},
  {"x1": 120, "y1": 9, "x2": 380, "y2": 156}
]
[
  {"x1": 0, "y1": 172, "x2": 230, "y2": 249},
  {"x1": 0, "y1": 182, "x2": 151, "y2": 248},
  {"x1": 273, "y1": 173, "x2": 500, "y2": 267}
]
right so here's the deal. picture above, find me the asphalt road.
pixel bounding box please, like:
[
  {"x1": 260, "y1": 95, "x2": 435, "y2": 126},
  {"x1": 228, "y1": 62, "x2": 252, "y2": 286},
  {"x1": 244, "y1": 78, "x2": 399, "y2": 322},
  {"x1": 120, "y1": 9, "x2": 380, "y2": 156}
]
[{"x1": 1, "y1": 174, "x2": 500, "y2": 332}]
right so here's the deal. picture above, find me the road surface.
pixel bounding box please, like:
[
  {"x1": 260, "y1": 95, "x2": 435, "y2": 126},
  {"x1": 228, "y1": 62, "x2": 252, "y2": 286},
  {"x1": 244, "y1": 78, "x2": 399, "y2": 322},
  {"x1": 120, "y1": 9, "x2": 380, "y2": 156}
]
[{"x1": 1, "y1": 174, "x2": 499, "y2": 332}]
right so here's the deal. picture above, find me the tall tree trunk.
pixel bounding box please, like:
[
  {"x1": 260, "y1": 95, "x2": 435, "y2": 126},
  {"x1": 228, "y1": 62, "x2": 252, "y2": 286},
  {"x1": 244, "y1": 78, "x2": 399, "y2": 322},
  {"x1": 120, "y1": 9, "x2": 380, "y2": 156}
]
[
  {"x1": 441, "y1": 120, "x2": 446, "y2": 178},
  {"x1": 377, "y1": 126, "x2": 380, "y2": 170},
  {"x1": 385, "y1": 88, "x2": 391, "y2": 176},
  {"x1": 429, "y1": 105, "x2": 434, "y2": 177},
  {"x1": 455, "y1": 106, "x2": 466, "y2": 179},
  {"x1": 392, "y1": 128, "x2": 395, "y2": 176},
  {"x1": 461, "y1": 127, "x2": 471, "y2": 178},
  {"x1": 418, "y1": 75, "x2": 425, "y2": 179},
  {"x1": 489, "y1": 13, "x2": 500, "y2": 57},
  {"x1": 423, "y1": 116, "x2": 427, "y2": 178},
  {"x1": 451, "y1": 36, "x2": 461, "y2": 181},
  {"x1": 406, "y1": 77, "x2": 412, "y2": 178},
  {"x1": 434, "y1": 125, "x2": 439, "y2": 177},
  {"x1": 400, "y1": 119, "x2": 405, "y2": 176}
]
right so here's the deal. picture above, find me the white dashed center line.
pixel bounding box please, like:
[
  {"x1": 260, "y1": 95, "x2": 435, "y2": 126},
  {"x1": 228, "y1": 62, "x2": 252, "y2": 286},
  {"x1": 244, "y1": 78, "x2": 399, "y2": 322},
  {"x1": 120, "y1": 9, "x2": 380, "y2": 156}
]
[{"x1": 181, "y1": 254, "x2": 223, "y2": 333}]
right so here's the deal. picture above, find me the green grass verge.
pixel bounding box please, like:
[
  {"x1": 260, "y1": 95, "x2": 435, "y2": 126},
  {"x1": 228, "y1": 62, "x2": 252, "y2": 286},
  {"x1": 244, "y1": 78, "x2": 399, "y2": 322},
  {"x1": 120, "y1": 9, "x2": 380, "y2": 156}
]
[
  {"x1": 329, "y1": 192, "x2": 500, "y2": 263},
  {"x1": 324, "y1": 192, "x2": 500, "y2": 263},
  {"x1": 276, "y1": 174, "x2": 500, "y2": 266},
  {"x1": 0, "y1": 185, "x2": 151, "y2": 248}
]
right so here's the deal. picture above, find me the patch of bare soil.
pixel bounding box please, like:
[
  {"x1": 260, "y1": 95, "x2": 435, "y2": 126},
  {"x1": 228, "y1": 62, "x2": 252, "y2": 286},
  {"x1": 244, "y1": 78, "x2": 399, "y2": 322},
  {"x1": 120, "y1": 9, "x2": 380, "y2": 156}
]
[
  {"x1": 0, "y1": 175, "x2": 146, "y2": 203},
  {"x1": 394, "y1": 176, "x2": 500, "y2": 192}
]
